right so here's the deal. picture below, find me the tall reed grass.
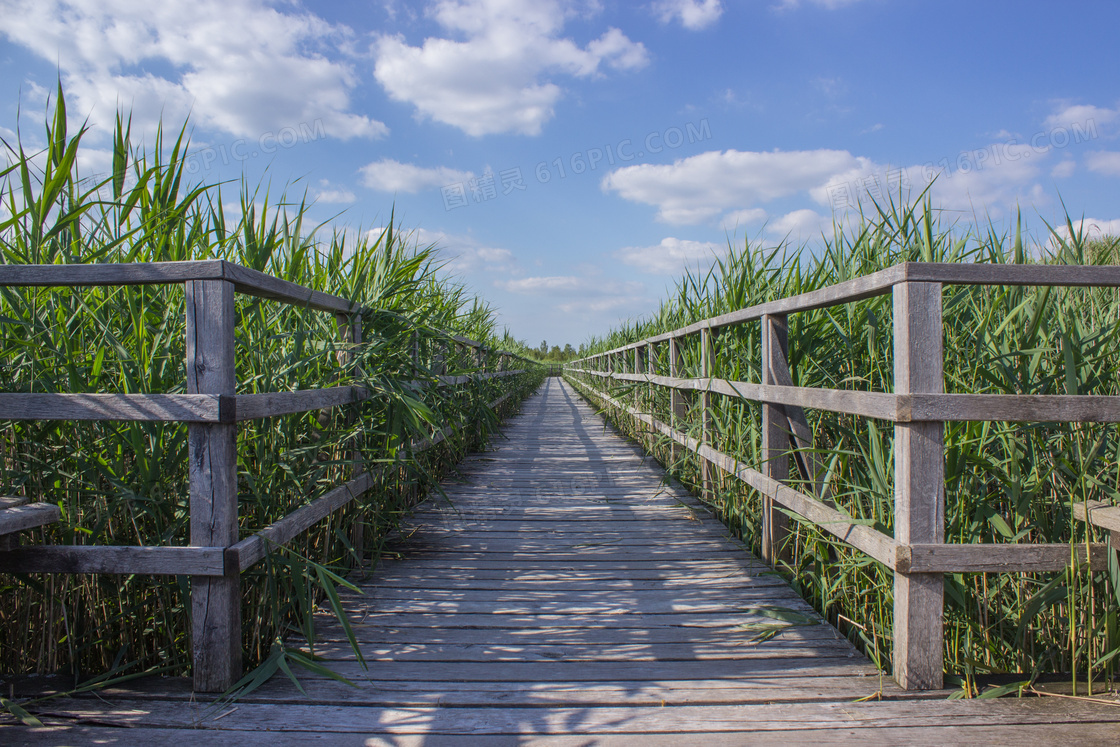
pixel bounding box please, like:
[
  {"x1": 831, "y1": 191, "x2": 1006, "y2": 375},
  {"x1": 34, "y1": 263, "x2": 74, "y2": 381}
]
[
  {"x1": 572, "y1": 200, "x2": 1120, "y2": 693},
  {"x1": 0, "y1": 86, "x2": 544, "y2": 685}
]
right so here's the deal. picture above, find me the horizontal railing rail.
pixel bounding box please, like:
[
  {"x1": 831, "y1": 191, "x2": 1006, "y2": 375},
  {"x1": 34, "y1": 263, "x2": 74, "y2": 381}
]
[
  {"x1": 566, "y1": 260, "x2": 1120, "y2": 692},
  {"x1": 0, "y1": 261, "x2": 537, "y2": 692}
]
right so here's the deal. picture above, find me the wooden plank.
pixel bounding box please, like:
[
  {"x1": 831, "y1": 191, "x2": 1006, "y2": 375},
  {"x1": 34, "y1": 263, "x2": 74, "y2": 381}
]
[
  {"x1": 234, "y1": 385, "x2": 366, "y2": 420},
  {"x1": 232, "y1": 471, "x2": 375, "y2": 571},
  {"x1": 905, "y1": 260, "x2": 1120, "y2": 288},
  {"x1": 186, "y1": 278, "x2": 241, "y2": 693},
  {"x1": 906, "y1": 392, "x2": 1120, "y2": 423},
  {"x1": 0, "y1": 545, "x2": 226, "y2": 575},
  {"x1": 0, "y1": 502, "x2": 60, "y2": 536},
  {"x1": 0, "y1": 392, "x2": 225, "y2": 422},
  {"x1": 892, "y1": 281, "x2": 945, "y2": 691},
  {"x1": 700, "y1": 327, "x2": 715, "y2": 502},
  {"x1": 220, "y1": 261, "x2": 359, "y2": 315},
  {"x1": 761, "y1": 313, "x2": 791, "y2": 565},
  {"x1": 19, "y1": 723, "x2": 1120, "y2": 746},
  {"x1": 27, "y1": 698, "x2": 1120, "y2": 735},
  {"x1": 898, "y1": 542, "x2": 1111, "y2": 572},
  {"x1": 0, "y1": 496, "x2": 29, "y2": 509},
  {"x1": 573, "y1": 370, "x2": 900, "y2": 421},
  {"x1": 1073, "y1": 499, "x2": 1120, "y2": 533},
  {"x1": 0, "y1": 259, "x2": 228, "y2": 287}
]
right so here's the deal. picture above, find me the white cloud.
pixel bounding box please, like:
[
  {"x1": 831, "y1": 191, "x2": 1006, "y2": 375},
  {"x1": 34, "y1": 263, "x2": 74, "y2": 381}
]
[
  {"x1": 0, "y1": 0, "x2": 386, "y2": 142},
  {"x1": 373, "y1": 0, "x2": 648, "y2": 136},
  {"x1": 719, "y1": 208, "x2": 768, "y2": 230},
  {"x1": 360, "y1": 159, "x2": 474, "y2": 193},
  {"x1": 602, "y1": 148, "x2": 869, "y2": 224},
  {"x1": 315, "y1": 180, "x2": 357, "y2": 204},
  {"x1": 654, "y1": 0, "x2": 723, "y2": 30},
  {"x1": 766, "y1": 209, "x2": 830, "y2": 241},
  {"x1": 1086, "y1": 151, "x2": 1120, "y2": 177},
  {"x1": 1043, "y1": 103, "x2": 1118, "y2": 135},
  {"x1": 777, "y1": 0, "x2": 870, "y2": 9},
  {"x1": 497, "y1": 273, "x2": 650, "y2": 317},
  {"x1": 616, "y1": 237, "x2": 723, "y2": 274},
  {"x1": 402, "y1": 227, "x2": 520, "y2": 278},
  {"x1": 1051, "y1": 160, "x2": 1076, "y2": 178},
  {"x1": 1049, "y1": 218, "x2": 1120, "y2": 251}
]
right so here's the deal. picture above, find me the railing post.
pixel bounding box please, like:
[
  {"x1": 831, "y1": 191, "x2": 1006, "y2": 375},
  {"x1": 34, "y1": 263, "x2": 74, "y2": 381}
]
[
  {"x1": 761, "y1": 313, "x2": 791, "y2": 566},
  {"x1": 700, "y1": 327, "x2": 715, "y2": 504},
  {"x1": 648, "y1": 343, "x2": 656, "y2": 453},
  {"x1": 337, "y1": 312, "x2": 364, "y2": 564},
  {"x1": 668, "y1": 336, "x2": 687, "y2": 468},
  {"x1": 634, "y1": 345, "x2": 645, "y2": 446},
  {"x1": 893, "y1": 281, "x2": 945, "y2": 690},
  {"x1": 186, "y1": 279, "x2": 241, "y2": 693}
]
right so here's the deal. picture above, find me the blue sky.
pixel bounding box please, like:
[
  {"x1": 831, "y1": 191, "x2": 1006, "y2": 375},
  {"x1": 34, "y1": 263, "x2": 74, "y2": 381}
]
[{"x1": 2, "y1": 0, "x2": 1119, "y2": 349}]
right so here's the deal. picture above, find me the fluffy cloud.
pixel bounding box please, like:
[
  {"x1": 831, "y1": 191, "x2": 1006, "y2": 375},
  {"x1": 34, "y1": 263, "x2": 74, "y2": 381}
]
[
  {"x1": 1048, "y1": 218, "x2": 1120, "y2": 252},
  {"x1": 616, "y1": 237, "x2": 723, "y2": 274},
  {"x1": 1043, "y1": 103, "x2": 1118, "y2": 135},
  {"x1": 653, "y1": 0, "x2": 723, "y2": 30},
  {"x1": 766, "y1": 209, "x2": 831, "y2": 241},
  {"x1": 0, "y1": 0, "x2": 386, "y2": 142},
  {"x1": 1051, "y1": 160, "x2": 1076, "y2": 178},
  {"x1": 412, "y1": 228, "x2": 519, "y2": 276},
  {"x1": 373, "y1": 0, "x2": 648, "y2": 136},
  {"x1": 719, "y1": 208, "x2": 768, "y2": 230},
  {"x1": 360, "y1": 159, "x2": 474, "y2": 193},
  {"x1": 497, "y1": 273, "x2": 650, "y2": 317},
  {"x1": 777, "y1": 0, "x2": 871, "y2": 9},
  {"x1": 602, "y1": 148, "x2": 869, "y2": 224},
  {"x1": 1086, "y1": 151, "x2": 1120, "y2": 177},
  {"x1": 315, "y1": 180, "x2": 357, "y2": 204}
]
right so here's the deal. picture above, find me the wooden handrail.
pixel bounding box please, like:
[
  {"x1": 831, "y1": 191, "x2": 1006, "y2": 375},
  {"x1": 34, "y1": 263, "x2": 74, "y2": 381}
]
[
  {"x1": 565, "y1": 261, "x2": 1117, "y2": 692},
  {"x1": 0, "y1": 260, "x2": 538, "y2": 692}
]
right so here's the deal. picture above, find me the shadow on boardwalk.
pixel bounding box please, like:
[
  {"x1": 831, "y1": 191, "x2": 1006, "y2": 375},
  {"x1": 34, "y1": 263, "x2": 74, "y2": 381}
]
[{"x1": 6, "y1": 379, "x2": 1120, "y2": 744}]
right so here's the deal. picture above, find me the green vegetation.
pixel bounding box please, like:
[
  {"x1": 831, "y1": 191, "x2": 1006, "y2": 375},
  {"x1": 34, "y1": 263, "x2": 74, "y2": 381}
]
[
  {"x1": 570, "y1": 199, "x2": 1120, "y2": 694},
  {"x1": 0, "y1": 87, "x2": 544, "y2": 683}
]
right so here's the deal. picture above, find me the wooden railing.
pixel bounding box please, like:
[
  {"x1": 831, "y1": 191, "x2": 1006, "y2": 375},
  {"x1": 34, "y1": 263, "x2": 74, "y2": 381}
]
[
  {"x1": 0, "y1": 260, "x2": 536, "y2": 691},
  {"x1": 566, "y1": 261, "x2": 1120, "y2": 691}
]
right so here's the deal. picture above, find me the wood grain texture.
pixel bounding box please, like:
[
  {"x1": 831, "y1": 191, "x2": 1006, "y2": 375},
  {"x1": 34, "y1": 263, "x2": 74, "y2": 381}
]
[
  {"x1": 1073, "y1": 499, "x2": 1120, "y2": 533},
  {"x1": 760, "y1": 313, "x2": 791, "y2": 565},
  {"x1": 892, "y1": 281, "x2": 945, "y2": 691},
  {"x1": 0, "y1": 392, "x2": 225, "y2": 422},
  {"x1": 0, "y1": 502, "x2": 60, "y2": 536},
  {"x1": 186, "y1": 279, "x2": 242, "y2": 693},
  {"x1": 0, "y1": 544, "x2": 226, "y2": 575}
]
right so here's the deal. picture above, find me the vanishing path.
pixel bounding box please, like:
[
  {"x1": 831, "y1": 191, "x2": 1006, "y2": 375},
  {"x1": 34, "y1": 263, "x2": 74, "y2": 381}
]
[{"x1": 15, "y1": 378, "x2": 1120, "y2": 744}]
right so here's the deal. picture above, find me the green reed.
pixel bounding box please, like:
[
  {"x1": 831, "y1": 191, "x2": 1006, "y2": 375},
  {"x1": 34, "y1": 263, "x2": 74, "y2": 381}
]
[
  {"x1": 0, "y1": 86, "x2": 545, "y2": 682},
  {"x1": 571, "y1": 198, "x2": 1120, "y2": 693}
]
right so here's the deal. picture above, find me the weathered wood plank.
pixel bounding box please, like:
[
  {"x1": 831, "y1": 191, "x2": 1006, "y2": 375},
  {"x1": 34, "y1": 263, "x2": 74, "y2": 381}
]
[
  {"x1": 186, "y1": 278, "x2": 241, "y2": 693},
  {"x1": 761, "y1": 313, "x2": 791, "y2": 564},
  {"x1": 1073, "y1": 499, "x2": 1120, "y2": 533},
  {"x1": 234, "y1": 386, "x2": 366, "y2": 420},
  {"x1": 898, "y1": 542, "x2": 1111, "y2": 572},
  {"x1": 0, "y1": 544, "x2": 226, "y2": 575},
  {"x1": 232, "y1": 471, "x2": 374, "y2": 571},
  {"x1": 0, "y1": 392, "x2": 225, "y2": 422},
  {"x1": 0, "y1": 502, "x2": 60, "y2": 536},
  {"x1": 27, "y1": 696, "x2": 1120, "y2": 736},
  {"x1": 892, "y1": 281, "x2": 945, "y2": 691}
]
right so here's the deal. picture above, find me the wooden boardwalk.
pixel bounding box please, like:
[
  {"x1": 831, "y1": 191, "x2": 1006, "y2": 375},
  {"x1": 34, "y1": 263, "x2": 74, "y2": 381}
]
[{"x1": 10, "y1": 378, "x2": 1120, "y2": 744}]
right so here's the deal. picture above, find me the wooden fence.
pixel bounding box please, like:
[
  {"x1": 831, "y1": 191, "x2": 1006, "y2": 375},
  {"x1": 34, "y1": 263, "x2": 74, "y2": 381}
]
[
  {"x1": 0, "y1": 260, "x2": 534, "y2": 692},
  {"x1": 566, "y1": 261, "x2": 1120, "y2": 691}
]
